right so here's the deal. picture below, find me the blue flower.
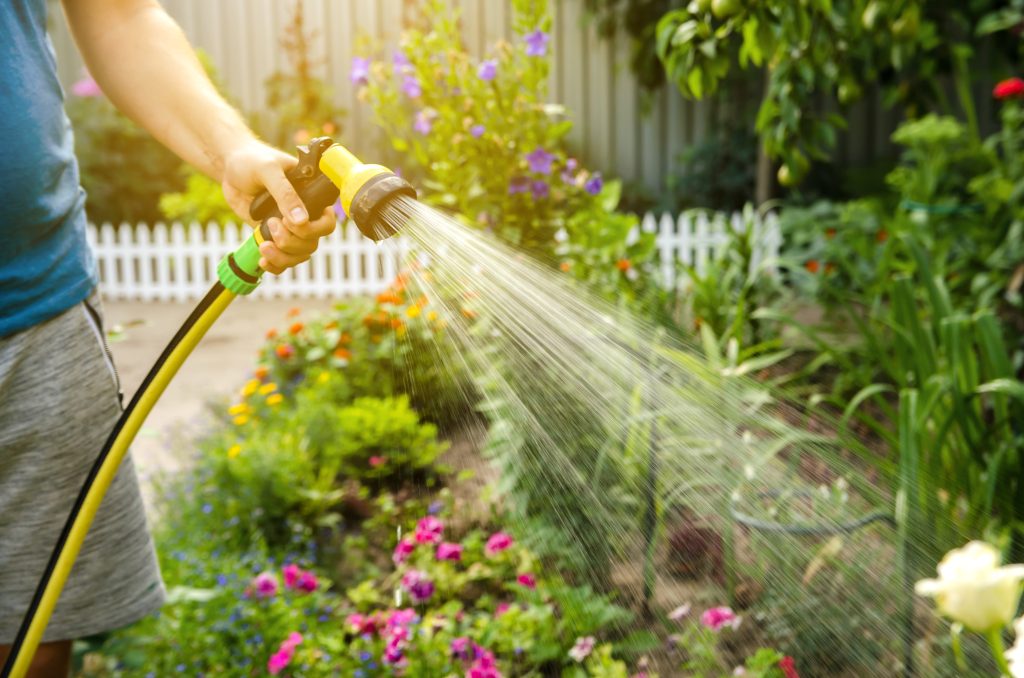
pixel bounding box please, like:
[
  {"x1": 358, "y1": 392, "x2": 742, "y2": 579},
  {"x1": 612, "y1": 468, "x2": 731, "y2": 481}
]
[
  {"x1": 360, "y1": 651, "x2": 373, "y2": 662},
  {"x1": 470, "y1": 124, "x2": 486, "y2": 138},
  {"x1": 350, "y1": 57, "x2": 371, "y2": 85},
  {"x1": 176, "y1": 664, "x2": 186, "y2": 673},
  {"x1": 216, "y1": 574, "x2": 228, "y2": 587},
  {"x1": 478, "y1": 59, "x2": 498, "y2": 81},
  {"x1": 525, "y1": 30, "x2": 550, "y2": 57},
  {"x1": 585, "y1": 173, "x2": 604, "y2": 195},
  {"x1": 526, "y1": 147, "x2": 555, "y2": 174},
  {"x1": 202, "y1": 503, "x2": 212, "y2": 514},
  {"x1": 531, "y1": 180, "x2": 550, "y2": 199}
]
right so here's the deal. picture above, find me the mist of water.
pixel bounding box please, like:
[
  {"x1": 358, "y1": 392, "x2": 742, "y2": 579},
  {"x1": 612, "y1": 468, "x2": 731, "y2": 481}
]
[{"x1": 369, "y1": 197, "x2": 970, "y2": 677}]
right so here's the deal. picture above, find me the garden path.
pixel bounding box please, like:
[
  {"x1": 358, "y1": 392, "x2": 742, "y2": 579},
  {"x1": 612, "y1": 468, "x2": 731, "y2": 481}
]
[{"x1": 105, "y1": 297, "x2": 336, "y2": 509}]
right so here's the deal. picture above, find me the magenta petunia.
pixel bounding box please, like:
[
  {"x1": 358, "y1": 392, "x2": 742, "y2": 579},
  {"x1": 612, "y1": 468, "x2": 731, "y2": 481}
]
[
  {"x1": 253, "y1": 572, "x2": 279, "y2": 598},
  {"x1": 414, "y1": 516, "x2": 444, "y2": 544},
  {"x1": 516, "y1": 572, "x2": 537, "y2": 589},
  {"x1": 700, "y1": 605, "x2": 741, "y2": 631},
  {"x1": 436, "y1": 542, "x2": 464, "y2": 561},
  {"x1": 401, "y1": 569, "x2": 435, "y2": 603},
  {"x1": 485, "y1": 531, "x2": 514, "y2": 557},
  {"x1": 369, "y1": 455, "x2": 387, "y2": 468},
  {"x1": 297, "y1": 570, "x2": 317, "y2": 593},
  {"x1": 393, "y1": 537, "x2": 416, "y2": 564},
  {"x1": 524, "y1": 29, "x2": 550, "y2": 57},
  {"x1": 281, "y1": 563, "x2": 300, "y2": 589}
]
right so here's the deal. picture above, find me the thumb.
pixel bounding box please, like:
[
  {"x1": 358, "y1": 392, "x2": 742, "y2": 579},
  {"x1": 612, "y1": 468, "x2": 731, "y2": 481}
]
[{"x1": 257, "y1": 163, "x2": 308, "y2": 227}]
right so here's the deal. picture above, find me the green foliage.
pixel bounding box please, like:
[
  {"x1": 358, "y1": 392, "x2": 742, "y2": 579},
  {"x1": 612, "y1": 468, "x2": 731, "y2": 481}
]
[
  {"x1": 667, "y1": 124, "x2": 758, "y2": 212},
  {"x1": 158, "y1": 167, "x2": 236, "y2": 224},
  {"x1": 583, "y1": 0, "x2": 674, "y2": 92},
  {"x1": 330, "y1": 396, "x2": 447, "y2": 478},
  {"x1": 66, "y1": 89, "x2": 185, "y2": 224},
  {"x1": 357, "y1": 0, "x2": 606, "y2": 256}
]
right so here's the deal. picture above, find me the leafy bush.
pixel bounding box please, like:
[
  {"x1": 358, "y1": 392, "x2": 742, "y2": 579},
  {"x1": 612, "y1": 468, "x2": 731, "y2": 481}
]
[
  {"x1": 65, "y1": 77, "x2": 185, "y2": 224},
  {"x1": 157, "y1": 167, "x2": 236, "y2": 224},
  {"x1": 356, "y1": 0, "x2": 611, "y2": 257}
]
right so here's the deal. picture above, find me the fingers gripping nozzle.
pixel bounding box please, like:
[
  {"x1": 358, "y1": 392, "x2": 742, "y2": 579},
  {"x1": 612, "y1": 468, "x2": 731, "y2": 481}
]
[{"x1": 216, "y1": 137, "x2": 416, "y2": 296}]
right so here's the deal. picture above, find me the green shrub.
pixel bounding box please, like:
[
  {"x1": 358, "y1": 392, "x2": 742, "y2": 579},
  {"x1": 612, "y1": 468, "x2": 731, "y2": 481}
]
[{"x1": 157, "y1": 167, "x2": 236, "y2": 224}]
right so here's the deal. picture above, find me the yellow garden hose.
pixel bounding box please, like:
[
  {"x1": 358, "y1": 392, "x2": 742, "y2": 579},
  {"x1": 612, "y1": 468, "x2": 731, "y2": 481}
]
[{"x1": 1, "y1": 138, "x2": 414, "y2": 677}]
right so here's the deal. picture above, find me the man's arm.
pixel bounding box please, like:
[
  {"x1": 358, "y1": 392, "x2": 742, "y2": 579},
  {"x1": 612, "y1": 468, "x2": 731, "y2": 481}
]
[{"x1": 61, "y1": 0, "x2": 333, "y2": 274}]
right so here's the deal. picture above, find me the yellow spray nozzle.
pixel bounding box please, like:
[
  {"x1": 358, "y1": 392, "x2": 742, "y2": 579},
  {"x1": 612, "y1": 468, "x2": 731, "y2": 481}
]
[{"x1": 319, "y1": 144, "x2": 416, "y2": 241}]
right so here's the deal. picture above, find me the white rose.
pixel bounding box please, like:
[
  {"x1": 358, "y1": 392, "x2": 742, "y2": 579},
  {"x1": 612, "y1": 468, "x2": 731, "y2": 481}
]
[{"x1": 915, "y1": 541, "x2": 1024, "y2": 633}]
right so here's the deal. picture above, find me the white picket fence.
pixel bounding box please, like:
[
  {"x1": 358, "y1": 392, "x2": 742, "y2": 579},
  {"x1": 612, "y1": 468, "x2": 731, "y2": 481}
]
[{"x1": 86, "y1": 211, "x2": 780, "y2": 302}]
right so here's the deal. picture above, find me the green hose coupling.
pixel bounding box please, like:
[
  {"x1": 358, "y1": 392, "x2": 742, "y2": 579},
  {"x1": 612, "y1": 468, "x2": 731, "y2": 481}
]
[{"x1": 217, "y1": 235, "x2": 263, "y2": 295}]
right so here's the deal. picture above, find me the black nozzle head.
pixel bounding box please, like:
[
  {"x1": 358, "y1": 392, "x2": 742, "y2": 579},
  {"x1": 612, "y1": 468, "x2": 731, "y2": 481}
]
[{"x1": 350, "y1": 173, "x2": 417, "y2": 241}]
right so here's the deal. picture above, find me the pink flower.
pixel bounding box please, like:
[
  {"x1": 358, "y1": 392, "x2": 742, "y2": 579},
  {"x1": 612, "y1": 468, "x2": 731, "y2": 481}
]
[
  {"x1": 516, "y1": 573, "x2": 536, "y2": 589},
  {"x1": 386, "y1": 608, "x2": 418, "y2": 628},
  {"x1": 282, "y1": 632, "x2": 303, "y2": 651},
  {"x1": 345, "y1": 612, "x2": 380, "y2": 636},
  {"x1": 267, "y1": 632, "x2": 302, "y2": 674},
  {"x1": 484, "y1": 531, "x2": 514, "y2": 557},
  {"x1": 282, "y1": 563, "x2": 301, "y2": 589},
  {"x1": 779, "y1": 656, "x2": 801, "y2": 678},
  {"x1": 253, "y1": 572, "x2": 278, "y2": 598},
  {"x1": 451, "y1": 636, "x2": 472, "y2": 659},
  {"x1": 369, "y1": 455, "x2": 387, "y2": 468},
  {"x1": 668, "y1": 603, "x2": 692, "y2": 620},
  {"x1": 700, "y1": 606, "x2": 741, "y2": 631},
  {"x1": 393, "y1": 538, "x2": 415, "y2": 564},
  {"x1": 414, "y1": 516, "x2": 444, "y2": 544},
  {"x1": 994, "y1": 77, "x2": 1024, "y2": 100},
  {"x1": 297, "y1": 570, "x2": 318, "y2": 593},
  {"x1": 568, "y1": 636, "x2": 596, "y2": 662},
  {"x1": 494, "y1": 602, "x2": 511, "y2": 617},
  {"x1": 436, "y1": 542, "x2": 463, "y2": 561},
  {"x1": 71, "y1": 75, "x2": 102, "y2": 97}
]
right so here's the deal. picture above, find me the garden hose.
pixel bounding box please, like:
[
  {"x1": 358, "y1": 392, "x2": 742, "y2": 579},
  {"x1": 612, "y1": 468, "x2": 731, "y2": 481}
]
[{"x1": 1, "y1": 138, "x2": 414, "y2": 678}]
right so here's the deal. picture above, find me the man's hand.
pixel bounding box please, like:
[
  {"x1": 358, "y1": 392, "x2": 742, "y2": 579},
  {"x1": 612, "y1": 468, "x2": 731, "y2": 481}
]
[{"x1": 221, "y1": 141, "x2": 337, "y2": 275}]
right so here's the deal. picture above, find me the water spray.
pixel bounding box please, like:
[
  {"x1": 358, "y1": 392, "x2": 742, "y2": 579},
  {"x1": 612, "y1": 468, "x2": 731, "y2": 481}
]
[{"x1": 1, "y1": 138, "x2": 414, "y2": 678}]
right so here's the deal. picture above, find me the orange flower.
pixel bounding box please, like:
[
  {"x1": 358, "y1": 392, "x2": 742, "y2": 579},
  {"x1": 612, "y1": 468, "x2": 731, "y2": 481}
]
[
  {"x1": 616, "y1": 259, "x2": 632, "y2": 272},
  {"x1": 287, "y1": 307, "x2": 301, "y2": 317},
  {"x1": 275, "y1": 344, "x2": 295, "y2": 359},
  {"x1": 376, "y1": 291, "x2": 403, "y2": 305},
  {"x1": 559, "y1": 261, "x2": 572, "y2": 272},
  {"x1": 825, "y1": 228, "x2": 837, "y2": 239},
  {"x1": 338, "y1": 332, "x2": 352, "y2": 345},
  {"x1": 289, "y1": 322, "x2": 304, "y2": 335},
  {"x1": 461, "y1": 308, "x2": 478, "y2": 319},
  {"x1": 333, "y1": 348, "x2": 352, "y2": 361},
  {"x1": 266, "y1": 328, "x2": 278, "y2": 339},
  {"x1": 416, "y1": 294, "x2": 429, "y2": 307},
  {"x1": 391, "y1": 317, "x2": 405, "y2": 330},
  {"x1": 805, "y1": 260, "x2": 820, "y2": 274},
  {"x1": 876, "y1": 230, "x2": 888, "y2": 243},
  {"x1": 254, "y1": 366, "x2": 269, "y2": 380}
]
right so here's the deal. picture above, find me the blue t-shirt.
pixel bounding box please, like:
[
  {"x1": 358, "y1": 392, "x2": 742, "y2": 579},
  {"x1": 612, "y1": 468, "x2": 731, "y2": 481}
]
[{"x1": 0, "y1": 0, "x2": 97, "y2": 338}]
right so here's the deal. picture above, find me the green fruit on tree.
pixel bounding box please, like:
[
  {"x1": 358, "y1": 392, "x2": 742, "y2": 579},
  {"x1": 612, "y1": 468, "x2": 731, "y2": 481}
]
[
  {"x1": 892, "y1": 8, "x2": 920, "y2": 39},
  {"x1": 696, "y1": 0, "x2": 713, "y2": 13},
  {"x1": 838, "y1": 81, "x2": 862, "y2": 104},
  {"x1": 777, "y1": 164, "x2": 794, "y2": 187},
  {"x1": 711, "y1": 0, "x2": 741, "y2": 20}
]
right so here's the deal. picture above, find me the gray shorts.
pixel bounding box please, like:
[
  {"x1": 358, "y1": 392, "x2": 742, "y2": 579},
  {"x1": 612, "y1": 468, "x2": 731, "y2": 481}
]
[{"x1": 0, "y1": 290, "x2": 164, "y2": 643}]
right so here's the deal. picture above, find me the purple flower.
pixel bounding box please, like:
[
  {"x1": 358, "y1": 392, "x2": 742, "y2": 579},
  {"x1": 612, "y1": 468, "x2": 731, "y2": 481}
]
[
  {"x1": 402, "y1": 75, "x2": 422, "y2": 99},
  {"x1": 393, "y1": 51, "x2": 412, "y2": 72},
  {"x1": 252, "y1": 572, "x2": 279, "y2": 598},
  {"x1": 508, "y1": 177, "x2": 530, "y2": 195},
  {"x1": 401, "y1": 570, "x2": 435, "y2": 603},
  {"x1": 413, "y1": 109, "x2": 436, "y2": 135},
  {"x1": 333, "y1": 199, "x2": 347, "y2": 221},
  {"x1": 585, "y1": 172, "x2": 604, "y2": 195},
  {"x1": 531, "y1": 180, "x2": 550, "y2": 199},
  {"x1": 427, "y1": 500, "x2": 444, "y2": 515},
  {"x1": 478, "y1": 59, "x2": 498, "y2": 81},
  {"x1": 436, "y1": 542, "x2": 464, "y2": 561},
  {"x1": 71, "y1": 75, "x2": 102, "y2": 98},
  {"x1": 525, "y1": 29, "x2": 550, "y2": 57},
  {"x1": 470, "y1": 124, "x2": 486, "y2": 138},
  {"x1": 350, "y1": 57, "x2": 371, "y2": 86},
  {"x1": 526, "y1": 147, "x2": 555, "y2": 174}
]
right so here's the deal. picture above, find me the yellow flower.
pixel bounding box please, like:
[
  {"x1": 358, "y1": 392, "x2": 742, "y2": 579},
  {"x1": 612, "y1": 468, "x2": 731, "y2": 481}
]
[
  {"x1": 233, "y1": 415, "x2": 249, "y2": 426},
  {"x1": 427, "y1": 311, "x2": 438, "y2": 322},
  {"x1": 317, "y1": 372, "x2": 330, "y2": 384},
  {"x1": 406, "y1": 305, "x2": 421, "y2": 319},
  {"x1": 227, "y1": 444, "x2": 242, "y2": 459},
  {"x1": 259, "y1": 382, "x2": 278, "y2": 396},
  {"x1": 266, "y1": 393, "x2": 284, "y2": 406},
  {"x1": 241, "y1": 379, "x2": 260, "y2": 397},
  {"x1": 228, "y1": 402, "x2": 250, "y2": 416}
]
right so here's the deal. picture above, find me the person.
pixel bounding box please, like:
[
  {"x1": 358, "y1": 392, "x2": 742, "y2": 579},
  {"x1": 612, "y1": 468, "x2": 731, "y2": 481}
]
[{"x1": 0, "y1": 1, "x2": 337, "y2": 674}]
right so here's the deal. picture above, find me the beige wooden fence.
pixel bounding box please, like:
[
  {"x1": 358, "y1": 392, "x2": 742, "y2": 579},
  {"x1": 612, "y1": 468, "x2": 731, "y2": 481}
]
[{"x1": 46, "y1": 0, "x2": 915, "y2": 192}]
